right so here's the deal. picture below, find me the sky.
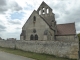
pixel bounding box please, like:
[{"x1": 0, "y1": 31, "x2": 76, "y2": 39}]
[{"x1": 0, "y1": 0, "x2": 80, "y2": 40}]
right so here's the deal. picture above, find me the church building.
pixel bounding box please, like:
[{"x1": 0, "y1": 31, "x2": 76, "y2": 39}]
[{"x1": 20, "y1": 1, "x2": 77, "y2": 42}]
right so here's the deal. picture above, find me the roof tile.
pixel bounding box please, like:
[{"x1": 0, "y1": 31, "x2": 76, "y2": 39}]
[{"x1": 56, "y1": 23, "x2": 76, "y2": 35}]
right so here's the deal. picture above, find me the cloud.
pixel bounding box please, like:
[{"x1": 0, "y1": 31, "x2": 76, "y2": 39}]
[
  {"x1": 0, "y1": 24, "x2": 6, "y2": 31},
  {"x1": 8, "y1": 1, "x2": 22, "y2": 11},
  {"x1": 0, "y1": 0, "x2": 22, "y2": 14},
  {"x1": 0, "y1": 0, "x2": 6, "y2": 6},
  {"x1": 53, "y1": 0, "x2": 80, "y2": 32},
  {"x1": 0, "y1": 0, "x2": 80, "y2": 40},
  {"x1": 0, "y1": 0, "x2": 7, "y2": 13},
  {"x1": 63, "y1": 9, "x2": 80, "y2": 23},
  {"x1": 8, "y1": 19, "x2": 21, "y2": 25}
]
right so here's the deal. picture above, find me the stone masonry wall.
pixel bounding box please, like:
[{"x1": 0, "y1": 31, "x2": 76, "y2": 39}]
[
  {"x1": 0, "y1": 40, "x2": 79, "y2": 59},
  {"x1": 56, "y1": 35, "x2": 79, "y2": 42}
]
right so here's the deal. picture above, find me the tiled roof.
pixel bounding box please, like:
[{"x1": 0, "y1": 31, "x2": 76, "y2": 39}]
[{"x1": 56, "y1": 23, "x2": 76, "y2": 35}]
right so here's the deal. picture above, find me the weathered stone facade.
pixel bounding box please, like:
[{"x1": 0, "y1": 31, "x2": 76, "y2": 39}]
[
  {"x1": 19, "y1": 1, "x2": 79, "y2": 59},
  {"x1": 0, "y1": 1, "x2": 78, "y2": 59},
  {"x1": 20, "y1": 2, "x2": 78, "y2": 42},
  {"x1": 20, "y1": 2, "x2": 56, "y2": 41}
]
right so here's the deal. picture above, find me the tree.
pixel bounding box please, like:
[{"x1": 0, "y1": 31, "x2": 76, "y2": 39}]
[{"x1": 78, "y1": 33, "x2": 80, "y2": 42}]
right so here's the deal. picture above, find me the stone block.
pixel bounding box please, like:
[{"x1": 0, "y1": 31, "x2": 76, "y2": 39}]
[{"x1": 69, "y1": 54, "x2": 78, "y2": 59}]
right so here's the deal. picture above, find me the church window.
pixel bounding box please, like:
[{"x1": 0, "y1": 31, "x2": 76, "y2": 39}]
[
  {"x1": 43, "y1": 7, "x2": 45, "y2": 10},
  {"x1": 30, "y1": 34, "x2": 34, "y2": 40},
  {"x1": 33, "y1": 16, "x2": 36, "y2": 25},
  {"x1": 35, "y1": 34, "x2": 38, "y2": 40},
  {"x1": 43, "y1": 10, "x2": 45, "y2": 14},
  {"x1": 47, "y1": 8, "x2": 49, "y2": 14},
  {"x1": 30, "y1": 34, "x2": 38, "y2": 40},
  {"x1": 39, "y1": 10, "x2": 41, "y2": 15},
  {"x1": 42, "y1": 7, "x2": 45, "y2": 14},
  {"x1": 33, "y1": 29, "x2": 36, "y2": 33},
  {"x1": 33, "y1": 16, "x2": 36, "y2": 21}
]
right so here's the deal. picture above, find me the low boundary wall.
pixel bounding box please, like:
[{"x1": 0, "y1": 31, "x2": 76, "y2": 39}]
[{"x1": 0, "y1": 40, "x2": 79, "y2": 59}]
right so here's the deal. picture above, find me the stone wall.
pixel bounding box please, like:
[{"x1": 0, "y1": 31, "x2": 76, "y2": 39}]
[
  {"x1": 0, "y1": 40, "x2": 79, "y2": 59},
  {"x1": 56, "y1": 35, "x2": 78, "y2": 42}
]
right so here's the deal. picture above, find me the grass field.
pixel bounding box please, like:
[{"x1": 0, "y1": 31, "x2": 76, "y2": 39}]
[{"x1": 0, "y1": 47, "x2": 77, "y2": 60}]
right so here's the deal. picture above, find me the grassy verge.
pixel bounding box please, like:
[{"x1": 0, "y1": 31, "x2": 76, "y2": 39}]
[{"x1": 0, "y1": 46, "x2": 77, "y2": 60}]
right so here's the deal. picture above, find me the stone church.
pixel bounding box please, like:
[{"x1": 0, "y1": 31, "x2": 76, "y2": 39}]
[{"x1": 20, "y1": 1, "x2": 77, "y2": 42}]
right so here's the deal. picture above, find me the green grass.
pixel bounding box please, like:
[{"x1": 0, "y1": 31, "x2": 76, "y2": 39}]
[{"x1": 0, "y1": 46, "x2": 77, "y2": 60}]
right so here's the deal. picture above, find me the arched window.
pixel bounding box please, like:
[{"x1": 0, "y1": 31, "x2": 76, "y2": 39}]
[
  {"x1": 47, "y1": 9, "x2": 49, "y2": 14},
  {"x1": 33, "y1": 16, "x2": 36, "y2": 21},
  {"x1": 42, "y1": 7, "x2": 45, "y2": 14},
  {"x1": 43, "y1": 7, "x2": 45, "y2": 10},
  {"x1": 39, "y1": 10, "x2": 41, "y2": 15},
  {"x1": 30, "y1": 34, "x2": 34, "y2": 40},
  {"x1": 35, "y1": 34, "x2": 38, "y2": 40}
]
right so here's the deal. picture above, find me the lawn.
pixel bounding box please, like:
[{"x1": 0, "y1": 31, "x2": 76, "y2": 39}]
[{"x1": 0, "y1": 46, "x2": 77, "y2": 60}]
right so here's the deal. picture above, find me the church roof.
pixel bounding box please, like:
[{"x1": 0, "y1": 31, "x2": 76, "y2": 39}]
[
  {"x1": 40, "y1": 15, "x2": 54, "y2": 27},
  {"x1": 56, "y1": 23, "x2": 76, "y2": 35}
]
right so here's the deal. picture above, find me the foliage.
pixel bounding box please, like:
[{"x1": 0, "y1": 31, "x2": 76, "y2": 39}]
[{"x1": 78, "y1": 33, "x2": 80, "y2": 42}]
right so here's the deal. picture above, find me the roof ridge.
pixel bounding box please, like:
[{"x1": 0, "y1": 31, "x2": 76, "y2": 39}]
[{"x1": 57, "y1": 22, "x2": 75, "y2": 25}]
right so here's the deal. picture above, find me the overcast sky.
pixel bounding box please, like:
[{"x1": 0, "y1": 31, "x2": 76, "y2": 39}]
[{"x1": 0, "y1": 0, "x2": 80, "y2": 40}]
